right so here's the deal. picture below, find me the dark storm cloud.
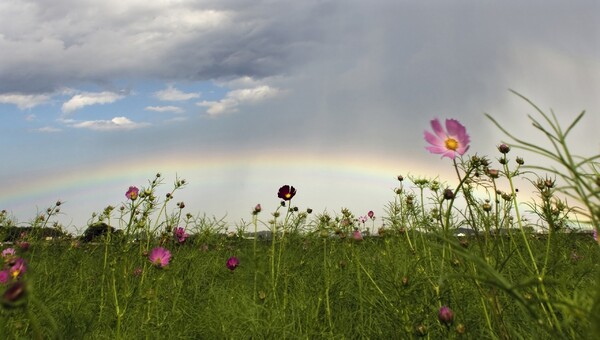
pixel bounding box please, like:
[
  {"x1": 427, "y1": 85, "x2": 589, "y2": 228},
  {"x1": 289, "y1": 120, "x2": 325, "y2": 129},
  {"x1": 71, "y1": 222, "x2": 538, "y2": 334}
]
[{"x1": 0, "y1": 0, "x2": 332, "y2": 94}]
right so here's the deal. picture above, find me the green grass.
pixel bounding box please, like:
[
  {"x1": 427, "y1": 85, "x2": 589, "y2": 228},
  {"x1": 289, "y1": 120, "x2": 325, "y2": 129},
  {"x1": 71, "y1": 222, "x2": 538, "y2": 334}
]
[{"x1": 1, "y1": 231, "x2": 598, "y2": 339}]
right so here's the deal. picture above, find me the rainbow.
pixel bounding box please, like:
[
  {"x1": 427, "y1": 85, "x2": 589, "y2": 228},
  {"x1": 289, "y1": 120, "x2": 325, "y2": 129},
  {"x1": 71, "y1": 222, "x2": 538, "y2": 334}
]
[{"x1": 0, "y1": 149, "x2": 457, "y2": 228}]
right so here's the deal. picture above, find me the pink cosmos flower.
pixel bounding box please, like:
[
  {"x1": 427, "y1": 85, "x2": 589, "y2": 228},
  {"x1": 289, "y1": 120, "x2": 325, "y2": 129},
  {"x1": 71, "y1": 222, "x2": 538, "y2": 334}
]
[
  {"x1": 424, "y1": 118, "x2": 470, "y2": 159},
  {"x1": 10, "y1": 258, "x2": 26, "y2": 280},
  {"x1": 358, "y1": 216, "x2": 368, "y2": 224},
  {"x1": 0, "y1": 270, "x2": 9, "y2": 284},
  {"x1": 367, "y1": 210, "x2": 375, "y2": 219},
  {"x1": 226, "y1": 256, "x2": 239, "y2": 271},
  {"x1": 438, "y1": 306, "x2": 454, "y2": 325},
  {"x1": 173, "y1": 227, "x2": 189, "y2": 244},
  {"x1": 148, "y1": 247, "x2": 171, "y2": 268},
  {"x1": 1, "y1": 248, "x2": 16, "y2": 259},
  {"x1": 353, "y1": 230, "x2": 363, "y2": 241},
  {"x1": 126, "y1": 186, "x2": 139, "y2": 200},
  {"x1": 17, "y1": 241, "x2": 30, "y2": 251}
]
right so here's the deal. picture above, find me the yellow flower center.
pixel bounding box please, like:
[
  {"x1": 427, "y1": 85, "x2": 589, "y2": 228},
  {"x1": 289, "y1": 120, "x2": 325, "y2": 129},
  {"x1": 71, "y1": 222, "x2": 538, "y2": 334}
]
[
  {"x1": 445, "y1": 138, "x2": 458, "y2": 151},
  {"x1": 285, "y1": 193, "x2": 292, "y2": 199}
]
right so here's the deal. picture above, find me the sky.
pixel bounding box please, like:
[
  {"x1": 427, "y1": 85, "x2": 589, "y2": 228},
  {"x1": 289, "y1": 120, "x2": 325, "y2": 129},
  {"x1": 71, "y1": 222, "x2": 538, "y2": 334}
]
[{"x1": 0, "y1": 0, "x2": 599, "y2": 233}]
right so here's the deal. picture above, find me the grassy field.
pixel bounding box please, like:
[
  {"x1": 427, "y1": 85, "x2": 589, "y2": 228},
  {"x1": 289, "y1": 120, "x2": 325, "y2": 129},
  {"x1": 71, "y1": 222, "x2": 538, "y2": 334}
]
[
  {"x1": 1, "y1": 227, "x2": 598, "y2": 339},
  {"x1": 2, "y1": 96, "x2": 599, "y2": 338}
]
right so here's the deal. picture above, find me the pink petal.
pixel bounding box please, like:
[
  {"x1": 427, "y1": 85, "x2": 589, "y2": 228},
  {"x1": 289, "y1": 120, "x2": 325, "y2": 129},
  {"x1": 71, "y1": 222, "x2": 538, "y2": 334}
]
[
  {"x1": 430, "y1": 118, "x2": 446, "y2": 140},
  {"x1": 426, "y1": 145, "x2": 448, "y2": 154},
  {"x1": 441, "y1": 150, "x2": 457, "y2": 160},
  {"x1": 456, "y1": 145, "x2": 470, "y2": 155},
  {"x1": 424, "y1": 131, "x2": 444, "y2": 146},
  {"x1": 445, "y1": 119, "x2": 465, "y2": 137}
]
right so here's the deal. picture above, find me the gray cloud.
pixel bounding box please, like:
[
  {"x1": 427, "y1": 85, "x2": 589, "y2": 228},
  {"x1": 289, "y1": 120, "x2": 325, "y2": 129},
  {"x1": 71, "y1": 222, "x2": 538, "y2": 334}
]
[{"x1": 0, "y1": 0, "x2": 330, "y2": 93}]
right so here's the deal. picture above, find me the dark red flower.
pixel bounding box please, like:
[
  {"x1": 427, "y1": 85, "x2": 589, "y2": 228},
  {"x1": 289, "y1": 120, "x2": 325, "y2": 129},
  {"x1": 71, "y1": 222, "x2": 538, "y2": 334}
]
[
  {"x1": 277, "y1": 185, "x2": 296, "y2": 201},
  {"x1": 2, "y1": 281, "x2": 27, "y2": 308}
]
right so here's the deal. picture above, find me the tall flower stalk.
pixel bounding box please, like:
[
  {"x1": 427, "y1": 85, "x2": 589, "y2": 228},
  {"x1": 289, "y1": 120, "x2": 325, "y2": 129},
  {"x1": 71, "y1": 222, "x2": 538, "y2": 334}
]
[{"x1": 484, "y1": 91, "x2": 600, "y2": 335}]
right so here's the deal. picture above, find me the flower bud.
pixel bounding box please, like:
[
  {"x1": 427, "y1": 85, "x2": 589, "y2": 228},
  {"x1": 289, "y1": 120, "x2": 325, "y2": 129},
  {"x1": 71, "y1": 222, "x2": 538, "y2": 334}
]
[
  {"x1": 516, "y1": 157, "x2": 524, "y2": 165},
  {"x1": 486, "y1": 169, "x2": 499, "y2": 179},
  {"x1": 415, "y1": 324, "x2": 427, "y2": 337},
  {"x1": 443, "y1": 189, "x2": 455, "y2": 200},
  {"x1": 498, "y1": 144, "x2": 510, "y2": 154}
]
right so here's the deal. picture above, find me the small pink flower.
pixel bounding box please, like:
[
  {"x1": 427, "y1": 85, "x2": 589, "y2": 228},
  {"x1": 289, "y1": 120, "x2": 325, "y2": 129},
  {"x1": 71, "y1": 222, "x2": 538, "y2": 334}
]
[
  {"x1": 173, "y1": 227, "x2": 189, "y2": 244},
  {"x1": 367, "y1": 210, "x2": 375, "y2": 219},
  {"x1": 126, "y1": 186, "x2": 139, "y2": 200},
  {"x1": 0, "y1": 270, "x2": 9, "y2": 284},
  {"x1": 1, "y1": 248, "x2": 16, "y2": 259},
  {"x1": 226, "y1": 256, "x2": 239, "y2": 271},
  {"x1": 424, "y1": 118, "x2": 470, "y2": 159},
  {"x1": 10, "y1": 258, "x2": 27, "y2": 280},
  {"x1": 148, "y1": 247, "x2": 171, "y2": 268},
  {"x1": 438, "y1": 306, "x2": 454, "y2": 325},
  {"x1": 353, "y1": 230, "x2": 363, "y2": 241},
  {"x1": 358, "y1": 216, "x2": 367, "y2": 224},
  {"x1": 17, "y1": 242, "x2": 30, "y2": 251}
]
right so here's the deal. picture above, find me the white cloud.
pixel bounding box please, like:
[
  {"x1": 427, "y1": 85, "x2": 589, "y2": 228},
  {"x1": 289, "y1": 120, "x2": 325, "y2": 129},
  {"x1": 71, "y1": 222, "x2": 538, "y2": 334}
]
[
  {"x1": 70, "y1": 117, "x2": 149, "y2": 131},
  {"x1": 0, "y1": 93, "x2": 51, "y2": 109},
  {"x1": 145, "y1": 105, "x2": 184, "y2": 113},
  {"x1": 35, "y1": 126, "x2": 61, "y2": 133},
  {"x1": 197, "y1": 85, "x2": 281, "y2": 116},
  {"x1": 62, "y1": 91, "x2": 125, "y2": 113},
  {"x1": 154, "y1": 85, "x2": 201, "y2": 101}
]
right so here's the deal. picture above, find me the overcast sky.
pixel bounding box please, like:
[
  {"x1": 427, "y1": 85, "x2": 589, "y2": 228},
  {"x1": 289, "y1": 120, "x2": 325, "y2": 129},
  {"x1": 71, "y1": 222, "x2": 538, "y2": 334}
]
[{"x1": 1, "y1": 0, "x2": 598, "y2": 232}]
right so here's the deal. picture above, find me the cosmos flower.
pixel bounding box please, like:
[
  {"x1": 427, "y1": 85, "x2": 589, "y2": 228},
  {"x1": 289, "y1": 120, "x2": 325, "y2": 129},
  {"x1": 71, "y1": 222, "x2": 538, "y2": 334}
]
[
  {"x1": 1, "y1": 281, "x2": 27, "y2": 308},
  {"x1": 148, "y1": 247, "x2": 171, "y2": 268},
  {"x1": 424, "y1": 118, "x2": 470, "y2": 160},
  {"x1": 226, "y1": 256, "x2": 239, "y2": 271},
  {"x1": 367, "y1": 210, "x2": 375, "y2": 219},
  {"x1": 438, "y1": 306, "x2": 454, "y2": 325},
  {"x1": 353, "y1": 230, "x2": 363, "y2": 241},
  {"x1": 1, "y1": 248, "x2": 16, "y2": 260},
  {"x1": 0, "y1": 270, "x2": 9, "y2": 284},
  {"x1": 358, "y1": 216, "x2": 367, "y2": 224},
  {"x1": 9, "y1": 258, "x2": 27, "y2": 280},
  {"x1": 277, "y1": 185, "x2": 297, "y2": 201},
  {"x1": 126, "y1": 186, "x2": 139, "y2": 200},
  {"x1": 173, "y1": 227, "x2": 189, "y2": 244}
]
